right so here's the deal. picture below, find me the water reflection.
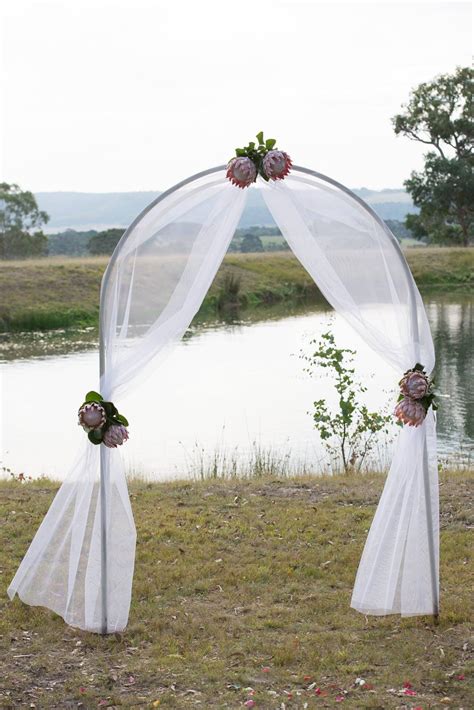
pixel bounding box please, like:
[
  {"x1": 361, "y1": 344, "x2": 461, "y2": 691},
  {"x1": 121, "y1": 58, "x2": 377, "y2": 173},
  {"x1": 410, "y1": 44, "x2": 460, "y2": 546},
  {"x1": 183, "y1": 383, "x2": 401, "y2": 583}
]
[
  {"x1": 0, "y1": 327, "x2": 99, "y2": 361},
  {"x1": 427, "y1": 294, "x2": 474, "y2": 454}
]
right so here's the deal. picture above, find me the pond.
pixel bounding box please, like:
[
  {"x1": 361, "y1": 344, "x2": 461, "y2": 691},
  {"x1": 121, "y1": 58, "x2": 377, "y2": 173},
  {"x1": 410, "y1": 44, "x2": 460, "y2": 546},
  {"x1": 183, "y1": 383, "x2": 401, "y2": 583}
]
[{"x1": 1, "y1": 293, "x2": 472, "y2": 480}]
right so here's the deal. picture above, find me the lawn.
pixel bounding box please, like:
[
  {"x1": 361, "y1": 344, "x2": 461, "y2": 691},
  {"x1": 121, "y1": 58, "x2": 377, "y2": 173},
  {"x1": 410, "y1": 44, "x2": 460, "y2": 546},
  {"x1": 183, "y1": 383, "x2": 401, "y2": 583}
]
[
  {"x1": 1, "y1": 470, "x2": 472, "y2": 708},
  {"x1": 0, "y1": 247, "x2": 472, "y2": 331}
]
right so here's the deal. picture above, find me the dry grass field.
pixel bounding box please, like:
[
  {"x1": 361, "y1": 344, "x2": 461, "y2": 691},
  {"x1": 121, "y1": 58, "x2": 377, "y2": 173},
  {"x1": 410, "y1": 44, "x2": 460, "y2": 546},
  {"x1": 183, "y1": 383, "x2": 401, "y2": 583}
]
[{"x1": 1, "y1": 470, "x2": 472, "y2": 708}]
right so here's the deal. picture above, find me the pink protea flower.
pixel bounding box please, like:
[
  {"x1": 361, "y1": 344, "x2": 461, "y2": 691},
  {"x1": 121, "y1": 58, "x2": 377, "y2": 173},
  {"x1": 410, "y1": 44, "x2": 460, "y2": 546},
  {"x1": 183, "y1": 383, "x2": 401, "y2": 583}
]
[
  {"x1": 394, "y1": 397, "x2": 426, "y2": 427},
  {"x1": 226, "y1": 157, "x2": 257, "y2": 188},
  {"x1": 262, "y1": 150, "x2": 292, "y2": 180},
  {"x1": 102, "y1": 424, "x2": 129, "y2": 448},
  {"x1": 400, "y1": 370, "x2": 429, "y2": 399},
  {"x1": 78, "y1": 402, "x2": 106, "y2": 432}
]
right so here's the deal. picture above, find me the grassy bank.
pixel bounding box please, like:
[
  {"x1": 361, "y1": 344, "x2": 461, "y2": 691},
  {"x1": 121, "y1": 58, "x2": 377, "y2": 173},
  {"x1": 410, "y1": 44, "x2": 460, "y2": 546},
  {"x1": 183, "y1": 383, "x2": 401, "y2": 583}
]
[
  {"x1": 1, "y1": 470, "x2": 472, "y2": 708},
  {"x1": 0, "y1": 247, "x2": 472, "y2": 332}
]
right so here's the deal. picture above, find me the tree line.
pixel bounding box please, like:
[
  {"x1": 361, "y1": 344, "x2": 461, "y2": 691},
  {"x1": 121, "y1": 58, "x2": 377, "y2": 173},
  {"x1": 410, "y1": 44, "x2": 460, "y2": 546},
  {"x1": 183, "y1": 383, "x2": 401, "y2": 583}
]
[{"x1": 1, "y1": 66, "x2": 471, "y2": 259}]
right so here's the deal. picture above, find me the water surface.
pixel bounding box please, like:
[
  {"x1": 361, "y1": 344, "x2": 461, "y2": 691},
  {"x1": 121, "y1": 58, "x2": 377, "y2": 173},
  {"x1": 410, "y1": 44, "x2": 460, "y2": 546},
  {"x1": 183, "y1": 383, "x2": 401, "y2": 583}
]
[{"x1": 1, "y1": 294, "x2": 472, "y2": 480}]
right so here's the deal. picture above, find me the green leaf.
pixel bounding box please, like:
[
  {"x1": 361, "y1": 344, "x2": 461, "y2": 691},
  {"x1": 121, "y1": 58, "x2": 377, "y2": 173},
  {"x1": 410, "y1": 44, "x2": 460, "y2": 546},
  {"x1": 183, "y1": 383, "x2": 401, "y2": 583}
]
[
  {"x1": 235, "y1": 148, "x2": 246, "y2": 157},
  {"x1": 102, "y1": 401, "x2": 118, "y2": 417},
  {"x1": 256, "y1": 131, "x2": 264, "y2": 145},
  {"x1": 265, "y1": 138, "x2": 276, "y2": 150},
  {"x1": 85, "y1": 390, "x2": 103, "y2": 402},
  {"x1": 248, "y1": 141, "x2": 255, "y2": 150},
  {"x1": 116, "y1": 413, "x2": 129, "y2": 426},
  {"x1": 88, "y1": 429, "x2": 103, "y2": 445}
]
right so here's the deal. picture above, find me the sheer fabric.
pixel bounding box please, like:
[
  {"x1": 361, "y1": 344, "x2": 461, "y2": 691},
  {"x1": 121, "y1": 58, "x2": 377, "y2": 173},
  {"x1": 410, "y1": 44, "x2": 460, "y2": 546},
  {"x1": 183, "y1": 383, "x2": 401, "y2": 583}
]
[
  {"x1": 261, "y1": 175, "x2": 438, "y2": 616},
  {"x1": 8, "y1": 171, "x2": 248, "y2": 632},
  {"x1": 8, "y1": 166, "x2": 438, "y2": 632}
]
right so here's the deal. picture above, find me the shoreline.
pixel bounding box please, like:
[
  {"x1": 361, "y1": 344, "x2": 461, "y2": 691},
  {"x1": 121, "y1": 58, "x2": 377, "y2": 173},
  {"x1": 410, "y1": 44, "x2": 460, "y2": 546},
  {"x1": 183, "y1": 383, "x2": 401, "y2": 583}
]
[{"x1": 0, "y1": 247, "x2": 472, "y2": 333}]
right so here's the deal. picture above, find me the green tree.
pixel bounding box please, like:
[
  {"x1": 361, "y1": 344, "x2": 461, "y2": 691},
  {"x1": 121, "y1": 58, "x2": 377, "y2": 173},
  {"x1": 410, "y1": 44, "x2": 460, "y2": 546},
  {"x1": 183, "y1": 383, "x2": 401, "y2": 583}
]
[
  {"x1": 88, "y1": 228, "x2": 124, "y2": 255},
  {"x1": 240, "y1": 233, "x2": 264, "y2": 253},
  {"x1": 0, "y1": 183, "x2": 49, "y2": 259},
  {"x1": 393, "y1": 66, "x2": 473, "y2": 246},
  {"x1": 48, "y1": 229, "x2": 98, "y2": 256}
]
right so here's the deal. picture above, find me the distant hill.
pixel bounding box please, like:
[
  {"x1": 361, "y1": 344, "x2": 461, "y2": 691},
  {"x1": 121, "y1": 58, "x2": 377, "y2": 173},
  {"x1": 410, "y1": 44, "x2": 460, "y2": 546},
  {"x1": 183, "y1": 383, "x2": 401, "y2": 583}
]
[
  {"x1": 36, "y1": 191, "x2": 160, "y2": 233},
  {"x1": 352, "y1": 187, "x2": 418, "y2": 221},
  {"x1": 36, "y1": 186, "x2": 417, "y2": 233}
]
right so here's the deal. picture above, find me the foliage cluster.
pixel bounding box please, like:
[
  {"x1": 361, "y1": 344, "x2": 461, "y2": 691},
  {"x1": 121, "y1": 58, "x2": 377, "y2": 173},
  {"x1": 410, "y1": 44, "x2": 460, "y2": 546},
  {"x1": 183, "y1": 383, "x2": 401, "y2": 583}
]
[
  {"x1": 87, "y1": 228, "x2": 124, "y2": 255},
  {"x1": 231, "y1": 131, "x2": 279, "y2": 182},
  {"x1": 0, "y1": 183, "x2": 49, "y2": 259},
  {"x1": 394, "y1": 66, "x2": 473, "y2": 246},
  {"x1": 302, "y1": 332, "x2": 394, "y2": 473},
  {"x1": 78, "y1": 391, "x2": 129, "y2": 445},
  {"x1": 47, "y1": 229, "x2": 97, "y2": 256}
]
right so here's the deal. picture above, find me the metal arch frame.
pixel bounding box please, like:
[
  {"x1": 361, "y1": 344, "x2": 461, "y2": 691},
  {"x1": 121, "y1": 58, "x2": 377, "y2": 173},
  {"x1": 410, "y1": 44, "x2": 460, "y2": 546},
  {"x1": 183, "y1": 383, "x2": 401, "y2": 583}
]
[{"x1": 98, "y1": 165, "x2": 438, "y2": 634}]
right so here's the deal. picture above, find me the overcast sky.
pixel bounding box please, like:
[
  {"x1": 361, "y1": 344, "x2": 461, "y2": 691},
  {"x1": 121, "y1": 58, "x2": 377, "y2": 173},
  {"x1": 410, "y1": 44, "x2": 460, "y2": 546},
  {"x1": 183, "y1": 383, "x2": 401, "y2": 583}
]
[{"x1": 1, "y1": 0, "x2": 471, "y2": 192}]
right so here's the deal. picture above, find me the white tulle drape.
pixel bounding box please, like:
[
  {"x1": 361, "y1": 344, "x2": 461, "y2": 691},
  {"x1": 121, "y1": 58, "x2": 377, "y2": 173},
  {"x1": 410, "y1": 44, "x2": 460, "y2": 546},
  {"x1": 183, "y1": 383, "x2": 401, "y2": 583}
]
[
  {"x1": 261, "y1": 174, "x2": 438, "y2": 616},
  {"x1": 8, "y1": 165, "x2": 438, "y2": 632},
  {"x1": 8, "y1": 170, "x2": 248, "y2": 632}
]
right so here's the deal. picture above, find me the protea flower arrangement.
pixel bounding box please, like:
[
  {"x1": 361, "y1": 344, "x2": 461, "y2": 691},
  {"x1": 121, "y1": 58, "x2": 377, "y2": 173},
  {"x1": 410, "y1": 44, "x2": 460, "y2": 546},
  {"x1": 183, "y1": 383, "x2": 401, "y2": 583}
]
[
  {"x1": 400, "y1": 369, "x2": 430, "y2": 399},
  {"x1": 78, "y1": 391, "x2": 129, "y2": 446},
  {"x1": 226, "y1": 157, "x2": 257, "y2": 189},
  {"x1": 78, "y1": 402, "x2": 107, "y2": 432},
  {"x1": 103, "y1": 424, "x2": 129, "y2": 449},
  {"x1": 394, "y1": 397, "x2": 427, "y2": 427},
  {"x1": 226, "y1": 132, "x2": 292, "y2": 188},
  {"x1": 262, "y1": 150, "x2": 292, "y2": 181},
  {"x1": 394, "y1": 363, "x2": 437, "y2": 427}
]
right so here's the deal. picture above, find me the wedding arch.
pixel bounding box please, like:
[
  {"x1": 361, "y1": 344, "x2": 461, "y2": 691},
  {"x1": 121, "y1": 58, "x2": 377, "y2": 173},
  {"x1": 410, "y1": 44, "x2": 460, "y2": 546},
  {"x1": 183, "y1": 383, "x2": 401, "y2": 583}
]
[{"x1": 8, "y1": 140, "x2": 439, "y2": 634}]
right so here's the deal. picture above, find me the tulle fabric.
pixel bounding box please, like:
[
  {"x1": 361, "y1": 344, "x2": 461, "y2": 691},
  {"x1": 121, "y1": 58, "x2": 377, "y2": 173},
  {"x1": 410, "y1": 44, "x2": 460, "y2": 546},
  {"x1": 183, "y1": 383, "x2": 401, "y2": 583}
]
[
  {"x1": 351, "y1": 409, "x2": 438, "y2": 615},
  {"x1": 8, "y1": 166, "x2": 438, "y2": 631},
  {"x1": 6, "y1": 444, "x2": 135, "y2": 632},
  {"x1": 261, "y1": 175, "x2": 438, "y2": 616},
  {"x1": 8, "y1": 171, "x2": 248, "y2": 632}
]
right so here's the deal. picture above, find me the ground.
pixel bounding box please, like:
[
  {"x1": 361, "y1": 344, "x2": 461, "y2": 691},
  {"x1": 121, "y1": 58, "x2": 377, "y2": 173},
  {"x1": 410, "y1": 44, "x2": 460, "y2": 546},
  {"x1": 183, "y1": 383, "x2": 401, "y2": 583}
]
[
  {"x1": 0, "y1": 470, "x2": 472, "y2": 708},
  {"x1": 0, "y1": 247, "x2": 472, "y2": 331}
]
